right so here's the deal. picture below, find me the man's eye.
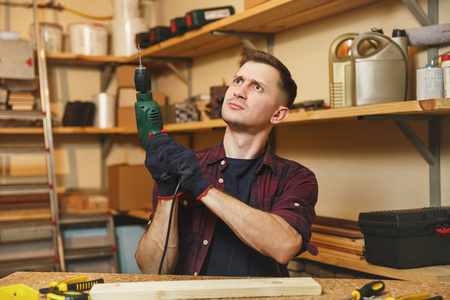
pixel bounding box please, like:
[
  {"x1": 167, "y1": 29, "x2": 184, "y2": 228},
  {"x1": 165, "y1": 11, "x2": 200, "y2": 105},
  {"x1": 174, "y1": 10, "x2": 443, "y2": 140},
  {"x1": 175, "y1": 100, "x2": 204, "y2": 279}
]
[
  {"x1": 234, "y1": 78, "x2": 242, "y2": 84},
  {"x1": 255, "y1": 85, "x2": 262, "y2": 91}
]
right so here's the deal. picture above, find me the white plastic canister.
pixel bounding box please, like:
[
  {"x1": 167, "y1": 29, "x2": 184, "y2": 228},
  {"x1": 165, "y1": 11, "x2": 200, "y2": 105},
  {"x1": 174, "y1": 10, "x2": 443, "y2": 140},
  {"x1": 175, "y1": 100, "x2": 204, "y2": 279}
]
[
  {"x1": 29, "y1": 22, "x2": 63, "y2": 52},
  {"x1": 68, "y1": 23, "x2": 108, "y2": 56}
]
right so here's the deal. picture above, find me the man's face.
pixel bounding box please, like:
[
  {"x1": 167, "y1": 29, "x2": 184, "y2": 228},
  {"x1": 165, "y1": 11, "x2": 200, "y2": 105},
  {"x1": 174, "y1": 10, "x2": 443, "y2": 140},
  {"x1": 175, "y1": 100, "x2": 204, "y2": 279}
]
[{"x1": 222, "y1": 61, "x2": 286, "y2": 131}]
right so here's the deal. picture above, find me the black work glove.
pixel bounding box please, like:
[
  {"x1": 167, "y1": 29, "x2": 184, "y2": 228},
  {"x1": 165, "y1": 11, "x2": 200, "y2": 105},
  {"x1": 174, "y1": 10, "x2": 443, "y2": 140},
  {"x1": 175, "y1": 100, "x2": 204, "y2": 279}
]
[
  {"x1": 144, "y1": 134, "x2": 183, "y2": 199},
  {"x1": 168, "y1": 148, "x2": 213, "y2": 200}
]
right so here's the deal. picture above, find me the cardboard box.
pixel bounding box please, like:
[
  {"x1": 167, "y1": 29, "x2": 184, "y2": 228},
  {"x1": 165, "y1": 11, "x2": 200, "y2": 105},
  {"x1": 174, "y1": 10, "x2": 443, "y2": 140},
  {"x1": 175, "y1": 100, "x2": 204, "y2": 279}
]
[
  {"x1": 116, "y1": 65, "x2": 138, "y2": 88},
  {"x1": 244, "y1": 0, "x2": 270, "y2": 10},
  {"x1": 108, "y1": 164, "x2": 154, "y2": 211},
  {"x1": 117, "y1": 107, "x2": 136, "y2": 128}
]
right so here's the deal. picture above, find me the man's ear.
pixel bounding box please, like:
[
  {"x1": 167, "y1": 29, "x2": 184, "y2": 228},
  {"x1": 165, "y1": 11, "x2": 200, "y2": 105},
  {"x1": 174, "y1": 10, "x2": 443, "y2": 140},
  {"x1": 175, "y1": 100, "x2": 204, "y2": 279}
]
[{"x1": 271, "y1": 106, "x2": 289, "y2": 124}]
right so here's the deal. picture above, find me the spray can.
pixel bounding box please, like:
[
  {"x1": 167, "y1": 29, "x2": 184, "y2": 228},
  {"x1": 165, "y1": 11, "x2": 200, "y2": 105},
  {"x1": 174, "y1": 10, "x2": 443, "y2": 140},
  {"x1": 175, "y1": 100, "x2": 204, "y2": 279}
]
[
  {"x1": 416, "y1": 64, "x2": 444, "y2": 100},
  {"x1": 392, "y1": 29, "x2": 408, "y2": 61}
]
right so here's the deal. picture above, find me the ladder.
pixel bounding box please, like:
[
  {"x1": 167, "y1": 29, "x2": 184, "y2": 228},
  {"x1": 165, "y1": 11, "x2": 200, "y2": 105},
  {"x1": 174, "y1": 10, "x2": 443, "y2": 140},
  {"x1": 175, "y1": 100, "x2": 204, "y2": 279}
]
[{"x1": 0, "y1": 0, "x2": 65, "y2": 273}]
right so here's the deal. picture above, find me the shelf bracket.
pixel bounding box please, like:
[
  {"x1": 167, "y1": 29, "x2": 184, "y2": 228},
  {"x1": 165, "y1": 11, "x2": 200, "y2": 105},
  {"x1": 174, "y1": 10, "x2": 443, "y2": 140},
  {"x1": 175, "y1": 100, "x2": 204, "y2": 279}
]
[
  {"x1": 402, "y1": 0, "x2": 439, "y2": 64},
  {"x1": 100, "y1": 63, "x2": 116, "y2": 92},
  {"x1": 211, "y1": 31, "x2": 274, "y2": 54},
  {"x1": 142, "y1": 57, "x2": 193, "y2": 97},
  {"x1": 359, "y1": 115, "x2": 441, "y2": 207},
  {"x1": 100, "y1": 135, "x2": 113, "y2": 192}
]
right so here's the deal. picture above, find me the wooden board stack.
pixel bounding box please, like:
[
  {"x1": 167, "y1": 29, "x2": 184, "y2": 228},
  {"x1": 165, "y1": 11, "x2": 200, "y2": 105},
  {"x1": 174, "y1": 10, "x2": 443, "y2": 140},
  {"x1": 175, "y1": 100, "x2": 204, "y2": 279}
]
[{"x1": 309, "y1": 216, "x2": 365, "y2": 260}]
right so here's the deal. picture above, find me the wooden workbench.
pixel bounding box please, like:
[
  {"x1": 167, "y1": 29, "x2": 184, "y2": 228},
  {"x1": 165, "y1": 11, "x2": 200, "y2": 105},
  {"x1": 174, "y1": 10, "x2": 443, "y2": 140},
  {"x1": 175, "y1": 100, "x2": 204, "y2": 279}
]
[{"x1": 1, "y1": 272, "x2": 449, "y2": 300}]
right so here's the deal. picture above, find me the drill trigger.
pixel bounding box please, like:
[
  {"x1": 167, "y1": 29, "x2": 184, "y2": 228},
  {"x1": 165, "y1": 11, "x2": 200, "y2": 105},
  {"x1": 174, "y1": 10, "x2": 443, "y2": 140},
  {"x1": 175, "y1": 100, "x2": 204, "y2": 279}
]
[
  {"x1": 148, "y1": 132, "x2": 153, "y2": 139},
  {"x1": 161, "y1": 129, "x2": 167, "y2": 134}
]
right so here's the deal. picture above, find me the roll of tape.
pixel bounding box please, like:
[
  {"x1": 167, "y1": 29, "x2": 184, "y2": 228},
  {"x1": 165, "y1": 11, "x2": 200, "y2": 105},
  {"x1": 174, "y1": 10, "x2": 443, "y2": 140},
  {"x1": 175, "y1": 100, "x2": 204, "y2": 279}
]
[{"x1": 93, "y1": 93, "x2": 116, "y2": 128}]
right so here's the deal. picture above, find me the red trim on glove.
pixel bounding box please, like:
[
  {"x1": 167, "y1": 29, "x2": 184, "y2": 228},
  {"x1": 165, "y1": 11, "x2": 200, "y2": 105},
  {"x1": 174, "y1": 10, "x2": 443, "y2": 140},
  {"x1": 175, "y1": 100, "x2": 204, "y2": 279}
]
[
  {"x1": 158, "y1": 191, "x2": 183, "y2": 200},
  {"x1": 196, "y1": 184, "x2": 213, "y2": 200}
]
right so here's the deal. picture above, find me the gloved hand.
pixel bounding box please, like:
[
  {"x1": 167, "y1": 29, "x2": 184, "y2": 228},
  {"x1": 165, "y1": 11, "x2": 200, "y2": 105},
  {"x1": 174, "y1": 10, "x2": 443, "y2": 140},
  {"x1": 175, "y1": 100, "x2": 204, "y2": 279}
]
[
  {"x1": 168, "y1": 148, "x2": 213, "y2": 200},
  {"x1": 144, "y1": 134, "x2": 183, "y2": 199}
]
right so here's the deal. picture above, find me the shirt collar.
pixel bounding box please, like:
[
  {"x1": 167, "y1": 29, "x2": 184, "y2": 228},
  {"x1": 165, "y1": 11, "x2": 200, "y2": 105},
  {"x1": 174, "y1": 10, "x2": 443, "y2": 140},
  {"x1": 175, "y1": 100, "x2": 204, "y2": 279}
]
[{"x1": 207, "y1": 137, "x2": 278, "y2": 175}]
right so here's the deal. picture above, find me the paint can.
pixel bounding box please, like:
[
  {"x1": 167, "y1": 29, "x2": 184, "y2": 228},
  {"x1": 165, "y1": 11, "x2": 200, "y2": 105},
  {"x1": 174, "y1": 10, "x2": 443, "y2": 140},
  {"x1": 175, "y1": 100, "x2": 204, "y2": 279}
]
[
  {"x1": 68, "y1": 22, "x2": 108, "y2": 56},
  {"x1": 416, "y1": 64, "x2": 444, "y2": 100},
  {"x1": 29, "y1": 22, "x2": 63, "y2": 52}
]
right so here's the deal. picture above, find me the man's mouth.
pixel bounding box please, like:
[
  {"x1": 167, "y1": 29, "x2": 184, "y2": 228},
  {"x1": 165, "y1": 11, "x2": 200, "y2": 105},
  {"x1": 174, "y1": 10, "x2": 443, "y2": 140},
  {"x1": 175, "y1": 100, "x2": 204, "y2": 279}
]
[{"x1": 227, "y1": 100, "x2": 245, "y2": 110}]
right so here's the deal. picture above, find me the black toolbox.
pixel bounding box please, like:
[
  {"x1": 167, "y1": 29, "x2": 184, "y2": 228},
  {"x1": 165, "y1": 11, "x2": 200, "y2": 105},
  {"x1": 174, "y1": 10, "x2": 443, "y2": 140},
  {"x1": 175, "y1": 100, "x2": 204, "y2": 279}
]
[{"x1": 358, "y1": 207, "x2": 450, "y2": 269}]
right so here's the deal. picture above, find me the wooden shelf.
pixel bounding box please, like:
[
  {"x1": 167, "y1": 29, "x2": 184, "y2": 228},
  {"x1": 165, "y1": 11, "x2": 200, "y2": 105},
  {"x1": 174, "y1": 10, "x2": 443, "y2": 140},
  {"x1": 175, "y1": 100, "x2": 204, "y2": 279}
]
[
  {"x1": 45, "y1": 52, "x2": 129, "y2": 67},
  {"x1": 1, "y1": 99, "x2": 449, "y2": 135},
  {"x1": 41, "y1": 0, "x2": 383, "y2": 68},
  {"x1": 129, "y1": 0, "x2": 383, "y2": 62}
]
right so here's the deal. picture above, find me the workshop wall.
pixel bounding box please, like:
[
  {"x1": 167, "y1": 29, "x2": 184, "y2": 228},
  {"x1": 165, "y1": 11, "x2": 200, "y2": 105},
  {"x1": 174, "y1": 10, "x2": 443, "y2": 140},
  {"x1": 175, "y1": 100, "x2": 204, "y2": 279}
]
[{"x1": 1, "y1": 0, "x2": 449, "y2": 220}]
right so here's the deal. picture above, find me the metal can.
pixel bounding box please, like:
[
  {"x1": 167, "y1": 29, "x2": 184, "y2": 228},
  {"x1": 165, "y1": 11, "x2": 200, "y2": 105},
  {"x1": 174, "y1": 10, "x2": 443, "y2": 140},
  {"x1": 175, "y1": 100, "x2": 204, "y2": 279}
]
[{"x1": 416, "y1": 64, "x2": 444, "y2": 100}]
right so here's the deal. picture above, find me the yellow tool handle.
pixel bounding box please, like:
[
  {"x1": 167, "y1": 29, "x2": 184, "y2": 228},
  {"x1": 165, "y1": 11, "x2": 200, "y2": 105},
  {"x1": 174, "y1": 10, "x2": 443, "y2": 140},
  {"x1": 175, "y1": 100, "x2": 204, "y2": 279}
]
[
  {"x1": 49, "y1": 276, "x2": 88, "y2": 291},
  {"x1": 385, "y1": 293, "x2": 431, "y2": 300}
]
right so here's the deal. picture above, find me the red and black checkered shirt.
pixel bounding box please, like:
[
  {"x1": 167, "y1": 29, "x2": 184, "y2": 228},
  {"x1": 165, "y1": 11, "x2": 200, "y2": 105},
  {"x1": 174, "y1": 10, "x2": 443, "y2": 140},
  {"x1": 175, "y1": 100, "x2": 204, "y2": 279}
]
[{"x1": 150, "y1": 138, "x2": 318, "y2": 276}]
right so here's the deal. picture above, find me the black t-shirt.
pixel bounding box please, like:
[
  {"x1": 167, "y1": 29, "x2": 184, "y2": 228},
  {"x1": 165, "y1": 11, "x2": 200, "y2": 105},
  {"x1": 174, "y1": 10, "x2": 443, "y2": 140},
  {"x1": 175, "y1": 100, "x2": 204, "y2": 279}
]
[{"x1": 200, "y1": 152, "x2": 287, "y2": 277}]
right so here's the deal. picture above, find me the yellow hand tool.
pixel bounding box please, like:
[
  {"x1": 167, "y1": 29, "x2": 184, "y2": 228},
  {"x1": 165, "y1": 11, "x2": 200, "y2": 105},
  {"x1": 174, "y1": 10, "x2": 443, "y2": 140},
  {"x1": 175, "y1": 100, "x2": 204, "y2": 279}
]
[
  {"x1": 39, "y1": 275, "x2": 104, "y2": 294},
  {"x1": 47, "y1": 290, "x2": 91, "y2": 300},
  {"x1": 344, "y1": 280, "x2": 386, "y2": 300}
]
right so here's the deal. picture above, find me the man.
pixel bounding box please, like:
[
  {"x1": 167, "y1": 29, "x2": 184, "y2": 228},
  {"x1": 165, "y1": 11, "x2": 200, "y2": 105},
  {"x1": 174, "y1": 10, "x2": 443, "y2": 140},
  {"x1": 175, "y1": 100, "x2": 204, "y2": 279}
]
[{"x1": 135, "y1": 47, "x2": 318, "y2": 277}]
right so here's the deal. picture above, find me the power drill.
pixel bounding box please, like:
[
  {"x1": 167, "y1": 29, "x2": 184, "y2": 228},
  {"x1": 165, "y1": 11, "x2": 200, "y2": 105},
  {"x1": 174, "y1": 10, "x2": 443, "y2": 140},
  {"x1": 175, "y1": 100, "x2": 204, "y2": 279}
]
[{"x1": 134, "y1": 45, "x2": 166, "y2": 149}]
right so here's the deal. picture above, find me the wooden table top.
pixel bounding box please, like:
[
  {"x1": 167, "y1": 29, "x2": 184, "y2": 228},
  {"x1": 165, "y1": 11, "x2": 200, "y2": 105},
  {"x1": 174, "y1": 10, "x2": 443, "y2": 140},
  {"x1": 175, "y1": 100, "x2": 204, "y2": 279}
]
[{"x1": 0, "y1": 272, "x2": 449, "y2": 300}]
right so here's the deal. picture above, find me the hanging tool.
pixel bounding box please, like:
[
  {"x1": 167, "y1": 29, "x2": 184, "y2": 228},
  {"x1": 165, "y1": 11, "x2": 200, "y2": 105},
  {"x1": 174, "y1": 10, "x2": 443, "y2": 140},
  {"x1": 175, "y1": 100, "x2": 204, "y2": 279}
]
[
  {"x1": 344, "y1": 280, "x2": 385, "y2": 300},
  {"x1": 39, "y1": 275, "x2": 104, "y2": 294},
  {"x1": 134, "y1": 44, "x2": 166, "y2": 149}
]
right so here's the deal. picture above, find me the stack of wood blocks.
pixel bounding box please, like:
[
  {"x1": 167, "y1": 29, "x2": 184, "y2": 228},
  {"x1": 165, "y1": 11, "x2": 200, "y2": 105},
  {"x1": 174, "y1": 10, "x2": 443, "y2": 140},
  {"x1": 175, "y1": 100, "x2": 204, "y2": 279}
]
[{"x1": 309, "y1": 216, "x2": 365, "y2": 260}]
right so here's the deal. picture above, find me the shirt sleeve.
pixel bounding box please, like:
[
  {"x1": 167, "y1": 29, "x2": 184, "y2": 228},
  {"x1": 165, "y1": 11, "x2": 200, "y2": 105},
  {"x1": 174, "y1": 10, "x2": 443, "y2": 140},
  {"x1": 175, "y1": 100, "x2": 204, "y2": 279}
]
[{"x1": 270, "y1": 166, "x2": 318, "y2": 256}]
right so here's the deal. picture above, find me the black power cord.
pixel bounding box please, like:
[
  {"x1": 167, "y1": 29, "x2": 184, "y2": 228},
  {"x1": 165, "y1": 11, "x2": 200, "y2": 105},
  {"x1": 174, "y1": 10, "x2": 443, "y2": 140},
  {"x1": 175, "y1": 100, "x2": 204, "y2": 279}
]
[{"x1": 158, "y1": 179, "x2": 182, "y2": 275}]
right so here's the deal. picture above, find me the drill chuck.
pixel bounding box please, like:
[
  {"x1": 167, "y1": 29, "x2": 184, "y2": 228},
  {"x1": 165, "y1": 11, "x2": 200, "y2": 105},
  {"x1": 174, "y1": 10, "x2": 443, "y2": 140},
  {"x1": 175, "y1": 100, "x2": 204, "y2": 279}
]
[{"x1": 134, "y1": 67, "x2": 151, "y2": 93}]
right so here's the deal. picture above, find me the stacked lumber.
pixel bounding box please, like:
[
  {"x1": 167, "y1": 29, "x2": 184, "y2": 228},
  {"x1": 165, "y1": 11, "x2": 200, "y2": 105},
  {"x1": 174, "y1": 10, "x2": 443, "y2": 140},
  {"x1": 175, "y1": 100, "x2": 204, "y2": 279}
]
[
  {"x1": 0, "y1": 194, "x2": 51, "y2": 222},
  {"x1": 0, "y1": 191, "x2": 110, "y2": 222},
  {"x1": 8, "y1": 92, "x2": 36, "y2": 111},
  {"x1": 309, "y1": 216, "x2": 365, "y2": 261}
]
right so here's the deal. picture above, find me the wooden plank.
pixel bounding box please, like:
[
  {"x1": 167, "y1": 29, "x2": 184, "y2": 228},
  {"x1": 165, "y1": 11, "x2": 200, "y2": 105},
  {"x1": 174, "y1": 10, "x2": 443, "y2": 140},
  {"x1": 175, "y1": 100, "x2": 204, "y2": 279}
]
[
  {"x1": 310, "y1": 232, "x2": 364, "y2": 252},
  {"x1": 311, "y1": 224, "x2": 364, "y2": 238},
  {"x1": 89, "y1": 277, "x2": 322, "y2": 300},
  {"x1": 316, "y1": 246, "x2": 365, "y2": 260},
  {"x1": 313, "y1": 242, "x2": 364, "y2": 256}
]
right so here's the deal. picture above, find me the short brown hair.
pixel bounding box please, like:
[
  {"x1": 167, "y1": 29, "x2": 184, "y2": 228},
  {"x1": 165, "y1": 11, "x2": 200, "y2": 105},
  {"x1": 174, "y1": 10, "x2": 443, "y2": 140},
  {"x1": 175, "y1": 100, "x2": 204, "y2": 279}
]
[{"x1": 239, "y1": 47, "x2": 297, "y2": 108}]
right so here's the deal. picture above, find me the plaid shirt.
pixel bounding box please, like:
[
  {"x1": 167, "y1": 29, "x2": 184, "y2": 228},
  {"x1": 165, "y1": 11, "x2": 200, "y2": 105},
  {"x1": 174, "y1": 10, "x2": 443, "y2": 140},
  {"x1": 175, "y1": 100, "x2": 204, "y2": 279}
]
[{"x1": 150, "y1": 138, "x2": 318, "y2": 276}]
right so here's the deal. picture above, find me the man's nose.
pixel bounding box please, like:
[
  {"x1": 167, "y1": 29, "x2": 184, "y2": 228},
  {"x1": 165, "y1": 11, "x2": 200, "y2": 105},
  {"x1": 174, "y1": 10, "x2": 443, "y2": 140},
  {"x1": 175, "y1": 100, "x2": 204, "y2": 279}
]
[{"x1": 233, "y1": 84, "x2": 247, "y2": 100}]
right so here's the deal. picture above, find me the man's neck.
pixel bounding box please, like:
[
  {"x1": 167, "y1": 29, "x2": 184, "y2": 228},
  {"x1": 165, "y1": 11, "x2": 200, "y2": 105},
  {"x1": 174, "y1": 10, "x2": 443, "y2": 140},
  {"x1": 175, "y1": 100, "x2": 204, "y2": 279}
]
[{"x1": 223, "y1": 126, "x2": 270, "y2": 159}]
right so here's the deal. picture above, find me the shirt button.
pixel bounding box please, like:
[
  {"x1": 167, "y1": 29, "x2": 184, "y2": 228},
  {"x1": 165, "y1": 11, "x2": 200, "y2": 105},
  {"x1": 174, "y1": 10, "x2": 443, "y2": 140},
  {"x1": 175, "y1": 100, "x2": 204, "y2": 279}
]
[
  {"x1": 294, "y1": 203, "x2": 300, "y2": 207},
  {"x1": 203, "y1": 240, "x2": 208, "y2": 246},
  {"x1": 218, "y1": 178, "x2": 224, "y2": 184},
  {"x1": 183, "y1": 200, "x2": 188, "y2": 206},
  {"x1": 193, "y1": 272, "x2": 198, "y2": 276},
  {"x1": 221, "y1": 160, "x2": 225, "y2": 165}
]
